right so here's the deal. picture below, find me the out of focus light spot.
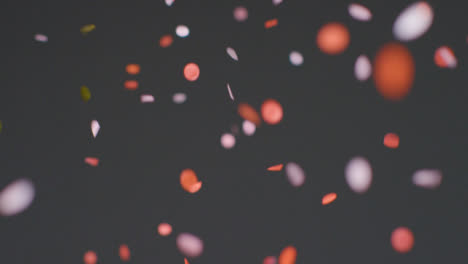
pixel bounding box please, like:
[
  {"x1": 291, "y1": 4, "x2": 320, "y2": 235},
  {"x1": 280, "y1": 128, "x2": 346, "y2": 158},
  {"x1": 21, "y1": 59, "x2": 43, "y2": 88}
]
[
  {"x1": 91, "y1": 120, "x2": 100, "y2": 138},
  {"x1": 173, "y1": 93, "x2": 187, "y2": 104},
  {"x1": 184, "y1": 258, "x2": 189, "y2": 264},
  {"x1": 272, "y1": 0, "x2": 283, "y2": 6},
  {"x1": 263, "y1": 256, "x2": 277, "y2": 264},
  {"x1": 83, "y1": 250, "x2": 97, "y2": 264},
  {"x1": 264, "y1": 18, "x2": 278, "y2": 29},
  {"x1": 348, "y1": 3, "x2": 372, "y2": 21},
  {"x1": 391, "y1": 227, "x2": 414, "y2": 253},
  {"x1": 84, "y1": 157, "x2": 99, "y2": 167},
  {"x1": 180, "y1": 169, "x2": 202, "y2": 194},
  {"x1": 226, "y1": 47, "x2": 239, "y2": 61},
  {"x1": 434, "y1": 46, "x2": 457, "y2": 68},
  {"x1": 80, "y1": 85, "x2": 91, "y2": 102},
  {"x1": 322, "y1": 192, "x2": 337, "y2": 205},
  {"x1": 158, "y1": 222, "x2": 173, "y2": 236},
  {"x1": 0, "y1": 178, "x2": 35, "y2": 216},
  {"x1": 285, "y1": 162, "x2": 305, "y2": 187},
  {"x1": 383, "y1": 133, "x2": 399, "y2": 149},
  {"x1": 238, "y1": 103, "x2": 261, "y2": 126},
  {"x1": 373, "y1": 43, "x2": 414, "y2": 101},
  {"x1": 119, "y1": 244, "x2": 131, "y2": 262},
  {"x1": 233, "y1": 6, "x2": 248, "y2": 22},
  {"x1": 184, "y1": 62, "x2": 200, "y2": 82},
  {"x1": 261, "y1": 99, "x2": 283, "y2": 125},
  {"x1": 267, "y1": 164, "x2": 284, "y2": 171},
  {"x1": 278, "y1": 245, "x2": 297, "y2": 264},
  {"x1": 289, "y1": 51, "x2": 304, "y2": 66},
  {"x1": 354, "y1": 55, "x2": 371, "y2": 81},
  {"x1": 393, "y1": 2, "x2": 433, "y2": 42},
  {"x1": 124, "y1": 80, "x2": 139, "y2": 91},
  {"x1": 177, "y1": 233, "x2": 204, "y2": 258},
  {"x1": 160, "y1": 34, "x2": 174, "y2": 48},
  {"x1": 165, "y1": 0, "x2": 174, "y2": 7},
  {"x1": 176, "y1": 25, "x2": 190, "y2": 38},
  {"x1": 34, "y1": 33, "x2": 48, "y2": 42},
  {"x1": 317, "y1": 22, "x2": 350, "y2": 55},
  {"x1": 220, "y1": 133, "x2": 236, "y2": 149},
  {"x1": 242, "y1": 120, "x2": 256, "y2": 136},
  {"x1": 140, "y1": 94, "x2": 155, "y2": 103},
  {"x1": 345, "y1": 157, "x2": 372, "y2": 194},
  {"x1": 412, "y1": 169, "x2": 442, "y2": 189},
  {"x1": 126, "y1": 64, "x2": 141, "y2": 75},
  {"x1": 227, "y1": 83, "x2": 235, "y2": 100},
  {"x1": 80, "y1": 24, "x2": 96, "y2": 35}
]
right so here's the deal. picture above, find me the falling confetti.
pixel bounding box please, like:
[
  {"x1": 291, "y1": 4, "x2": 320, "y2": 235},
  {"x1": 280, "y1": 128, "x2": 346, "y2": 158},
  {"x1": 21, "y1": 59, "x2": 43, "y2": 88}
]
[
  {"x1": 322, "y1": 192, "x2": 337, "y2": 205},
  {"x1": 83, "y1": 250, "x2": 97, "y2": 264},
  {"x1": 233, "y1": 6, "x2": 248, "y2": 22},
  {"x1": 267, "y1": 164, "x2": 284, "y2": 171},
  {"x1": 220, "y1": 133, "x2": 236, "y2": 149},
  {"x1": 261, "y1": 99, "x2": 283, "y2": 125},
  {"x1": 373, "y1": 43, "x2": 414, "y2": 101},
  {"x1": 160, "y1": 34, "x2": 174, "y2": 48},
  {"x1": 173, "y1": 93, "x2": 187, "y2": 104},
  {"x1": 263, "y1": 256, "x2": 277, "y2": 264},
  {"x1": 183, "y1": 62, "x2": 200, "y2": 82},
  {"x1": 264, "y1": 18, "x2": 279, "y2": 29},
  {"x1": 383, "y1": 133, "x2": 399, "y2": 149},
  {"x1": 80, "y1": 85, "x2": 91, "y2": 102},
  {"x1": 391, "y1": 227, "x2": 414, "y2": 253},
  {"x1": 393, "y1": 2, "x2": 433, "y2": 42},
  {"x1": 242, "y1": 120, "x2": 256, "y2": 136},
  {"x1": 176, "y1": 25, "x2": 190, "y2": 38},
  {"x1": 176, "y1": 233, "x2": 204, "y2": 258},
  {"x1": 124, "y1": 80, "x2": 139, "y2": 91},
  {"x1": 226, "y1": 47, "x2": 239, "y2": 61},
  {"x1": 119, "y1": 244, "x2": 131, "y2": 262},
  {"x1": 289, "y1": 51, "x2": 304, "y2": 66},
  {"x1": 180, "y1": 169, "x2": 202, "y2": 194},
  {"x1": 278, "y1": 245, "x2": 297, "y2": 264},
  {"x1": 434, "y1": 46, "x2": 457, "y2": 68},
  {"x1": 184, "y1": 258, "x2": 189, "y2": 264},
  {"x1": 272, "y1": 0, "x2": 283, "y2": 6},
  {"x1": 348, "y1": 3, "x2": 372, "y2": 22},
  {"x1": 238, "y1": 103, "x2": 261, "y2": 126},
  {"x1": 80, "y1": 24, "x2": 96, "y2": 35},
  {"x1": 226, "y1": 83, "x2": 235, "y2": 100},
  {"x1": 0, "y1": 120, "x2": 2, "y2": 133},
  {"x1": 158, "y1": 222, "x2": 173, "y2": 236},
  {"x1": 285, "y1": 162, "x2": 305, "y2": 187},
  {"x1": 126, "y1": 64, "x2": 141, "y2": 75},
  {"x1": 345, "y1": 157, "x2": 372, "y2": 194},
  {"x1": 91, "y1": 120, "x2": 100, "y2": 138},
  {"x1": 412, "y1": 169, "x2": 442, "y2": 189},
  {"x1": 34, "y1": 33, "x2": 48, "y2": 43},
  {"x1": 84, "y1": 157, "x2": 99, "y2": 167},
  {"x1": 140, "y1": 94, "x2": 155, "y2": 103},
  {"x1": 354, "y1": 55, "x2": 372, "y2": 81},
  {"x1": 317, "y1": 22, "x2": 350, "y2": 55},
  {"x1": 0, "y1": 178, "x2": 35, "y2": 217},
  {"x1": 165, "y1": 0, "x2": 174, "y2": 6}
]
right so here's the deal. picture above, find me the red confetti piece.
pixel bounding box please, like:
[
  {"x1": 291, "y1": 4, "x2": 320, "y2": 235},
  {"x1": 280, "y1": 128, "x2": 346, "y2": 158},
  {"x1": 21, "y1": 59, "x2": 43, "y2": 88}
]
[
  {"x1": 322, "y1": 192, "x2": 337, "y2": 205},
  {"x1": 159, "y1": 34, "x2": 174, "y2": 48},
  {"x1": 83, "y1": 250, "x2": 97, "y2": 264},
  {"x1": 383, "y1": 133, "x2": 400, "y2": 149},
  {"x1": 183, "y1": 63, "x2": 200, "y2": 82},
  {"x1": 261, "y1": 99, "x2": 283, "y2": 125},
  {"x1": 180, "y1": 169, "x2": 202, "y2": 194},
  {"x1": 264, "y1": 18, "x2": 278, "y2": 29},
  {"x1": 158, "y1": 222, "x2": 173, "y2": 236},
  {"x1": 184, "y1": 258, "x2": 189, "y2": 264},
  {"x1": 84, "y1": 157, "x2": 99, "y2": 167},
  {"x1": 238, "y1": 103, "x2": 261, "y2": 126},
  {"x1": 119, "y1": 244, "x2": 131, "y2": 261},
  {"x1": 278, "y1": 245, "x2": 297, "y2": 264},
  {"x1": 391, "y1": 227, "x2": 414, "y2": 253},
  {"x1": 124, "y1": 80, "x2": 139, "y2": 91},
  {"x1": 317, "y1": 22, "x2": 350, "y2": 55},
  {"x1": 126, "y1": 64, "x2": 141, "y2": 75},
  {"x1": 263, "y1": 256, "x2": 277, "y2": 264},
  {"x1": 434, "y1": 46, "x2": 457, "y2": 68},
  {"x1": 267, "y1": 164, "x2": 284, "y2": 171}
]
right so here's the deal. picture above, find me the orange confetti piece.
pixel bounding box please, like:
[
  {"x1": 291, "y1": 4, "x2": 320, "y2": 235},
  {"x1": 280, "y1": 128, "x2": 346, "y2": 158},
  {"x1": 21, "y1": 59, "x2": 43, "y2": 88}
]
[
  {"x1": 84, "y1": 157, "x2": 99, "y2": 167},
  {"x1": 317, "y1": 22, "x2": 350, "y2": 55},
  {"x1": 238, "y1": 103, "x2": 261, "y2": 126},
  {"x1": 261, "y1": 99, "x2": 283, "y2": 125},
  {"x1": 184, "y1": 258, "x2": 189, "y2": 264},
  {"x1": 124, "y1": 80, "x2": 139, "y2": 90},
  {"x1": 119, "y1": 244, "x2": 131, "y2": 261},
  {"x1": 126, "y1": 64, "x2": 141, "y2": 75},
  {"x1": 160, "y1": 34, "x2": 174, "y2": 48},
  {"x1": 322, "y1": 192, "x2": 337, "y2": 205},
  {"x1": 434, "y1": 46, "x2": 457, "y2": 68},
  {"x1": 158, "y1": 222, "x2": 173, "y2": 236},
  {"x1": 383, "y1": 133, "x2": 400, "y2": 149},
  {"x1": 184, "y1": 62, "x2": 200, "y2": 82},
  {"x1": 180, "y1": 169, "x2": 202, "y2": 193},
  {"x1": 278, "y1": 245, "x2": 297, "y2": 264},
  {"x1": 267, "y1": 164, "x2": 284, "y2": 171},
  {"x1": 264, "y1": 18, "x2": 278, "y2": 29},
  {"x1": 83, "y1": 250, "x2": 97, "y2": 264},
  {"x1": 391, "y1": 227, "x2": 414, "y2": 253}
]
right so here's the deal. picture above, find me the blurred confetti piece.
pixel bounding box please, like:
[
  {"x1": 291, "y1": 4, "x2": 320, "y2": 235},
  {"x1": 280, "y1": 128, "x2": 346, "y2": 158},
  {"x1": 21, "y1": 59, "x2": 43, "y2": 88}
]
[
  {"x1": 158, "y1": 222, "x2": 173, "y2": 236},
  {"x1": 278, "y1": 246, "x2": 297, "y2": 264},
  {"x1": 160, "y1": 34, "x2": 174, "y2": 48},
  {"x1": 285, "y1": 162, "x2": 305, "y2": 187},
  {"x1": 227, "y1": 83, "x2": 235, "y2": 100},
  {"x1": 180, "y1": 169, "x2": 202, "y2": 194},
  {"x1": 242, "y1": 120, "x2": 256, "y2": 136},
  {"x1": 176, "y1": 25, "x2": 190, "y2": 38},
  {"x1": 412, "y1": 169, "x2": 442, "y2": 189},
  {"x1": 176, "y1": 233, "x2": 204, "y2": 258},
  {"x1": 0, "y1": 120, "x2": 2, "y2": 133},
  {"x1": 289, "y1": 51, "x2": 304, "y2": 66},
  {"x1": 124, "y1": 80, "x2": 139, "y2": 91},
  {"x1": 373, "y1": 43, "x2": 414, "y2": 101},
  {"x1": 348, "y1": 3, "x2": 372, "y2": 21},
  {"x1": 220, "y1": 133, "x2": 236, "y2": 149},
  {"x1": 83, "y1": 250, "x2": 97, "y2": 264},
  {"x1": 322, "y1": 192, "x2": 337, "y2": 205},
  {"x1": 80, "y1": 24, "x2": 96, "y2": 35},
  {"x1": 272, "y1": 0, "x2": 283, "y2": 6},
  {"x1": 345, "y1": 157, "x2": 372, "y2": 194},
  {"x1": 91, "y1": 120, "x2": 100, "y2": 138},
  {"x1": 354, "y1": 55, "x2": 371, "y2": 81},
  {"x1": 434, "y1": 46, "x2": 457, "y2": 68},
  {"x1": 165, "y1": 0, "x2": 174, "y2": 6},
  {"x1": 126, "y1": 64, "x2": 141, "y2": 75},
  {"x1": 173, "y1": 93, "x2": 187, "y2": 104},
  {"x1": 383, "y1": 133, "x2": 399, "y2": 149},
  {"x1": 184, "y1": 62, "x2": 200, "y2": 82},
  {"x1": 393, "y1": 2, "x2": 433, "y2": 42},
  {"x1": 233, "y1": 6, "x2": 248, "y2": 22},
  {"x1": 238, "y1": 103, "x2": 261, "y2": 126},
  {"x1": 34, "y1": 33, "x2": 48, "y2": 43},
  {"x1": 267, "y1": 164, "x2": 283, "y2": 171},
  {"x1": 140, "y1": 94, "x2": 155, "y2": 103},
  {"x1": 261, "y1": 99, "x2": 283, "y2": 125},
  {"x1": 263, "y1": 256, "x2": 277, "y2": 264},
  {"x1": 119, "y1": 244, "x2": 131, "y2": 262},
  {"x1": 0, "y1": 178, "x2": 35, "y2": 217},
  {"x1": 80, "y1": 85, "x2": 91, "y2": 102},
  {"x1": 184, "y1": 258, "x2": 189, "y2": 264},
  {"x1": 84, "y1": 157, "x2": 99, "y2": 167},
  {"x1": 391, "y1": 227, "x2": 414, "y2": 253},
  {"x1": 226, "y1": 47, "x2": 239, "y2": 61},
  {"x1": 317, "y1": 22, "x2": 350, "y2": 55},
  {"x1": 264, "y1": 18, "x2": 278, "y2": 29}
]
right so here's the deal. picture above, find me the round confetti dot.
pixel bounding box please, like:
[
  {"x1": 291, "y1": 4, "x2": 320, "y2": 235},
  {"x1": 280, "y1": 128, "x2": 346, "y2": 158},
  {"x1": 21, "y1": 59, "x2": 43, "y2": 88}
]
[
  {"x1": 177, "y1": 233, "x2": 204, "y2": 258},
  {"x1": 393, "y1": 2, "x2": 433, "y2": 42},
  {"x1": 322, "y1": 192, "x2": 337, "y2": 205},
  {"x1": 159, "y1": 34, "x2": 174, "y2": 48},
  {"x1": 348, "y1": 3, "x2": 372, "y2": 21},
  {"x1": 83, "y1": 251, "x2": 97, "y2": 264},
  {"x1": 184, "y1": 62, "x2": 200, "y2": 82},
  {"x1": 119, "y1": 244, "x2": 131, "y2": 261},
  {"x1": 261, "y1": 99, "x2": 283, "y2": 125},
  {"x1": 180, "y1": 169, "x2": 202, "y2": 194},
  {"x1": 434, "y1": 46, "x2": 457, "y2": 68},
  {"x1": 176, "y1": 25, "x2": 190, "y2": 38},
  {"x1": 383, "y1": 133, "x2": 400, "y2": 149},
  {"x1": 373, "y1": 43, "x2": 414, "y2": 101},
  {"x1": 233, "y1": 6, "x2": 248, "y2": 22},
  {"x1": 126, "y1": 64, "x2": 140, "y2": 75},
  {"x1": 242, "y1": 120, "x2": 256, "y2": 136},
  {"x1": 278, "y1": 245, "x2": 297, "y2": 264},
  {"x1": 220, "y1": 133, "x2": 236, "y2": 149},
  {"x1": 289, "y1": 51, "x2": 304, "y2": 66},
  {"x1": 238, "y1": 103, "x2": 261, "y2": 126},
  {"x1": 285, "y1": 162, "x2": 306, "y2": 187},
  {"x1": 345, "y1": 156, "x2": 372, "y2": 194},
  {"x1": 317, "y1": 22, "x2": 350, "y2": 55},
  {"x1": 0, "y1": 178, "x2": 35, "y2": 216},
  {"x1": 124, "y1": 80, "x2": 139, "y2": 90},
  {"x1": 158, "y1": 222, "x2": 173, "y2": 236},
  {"x1": 354, "y1": 55, "x2": 372, "y2": 81},
  {"x1": 173, "y1": 93, "x2": 187, "y2": 104},
  {"x1": 391, "y1": 227, "x2": 414, "y2": 253}
]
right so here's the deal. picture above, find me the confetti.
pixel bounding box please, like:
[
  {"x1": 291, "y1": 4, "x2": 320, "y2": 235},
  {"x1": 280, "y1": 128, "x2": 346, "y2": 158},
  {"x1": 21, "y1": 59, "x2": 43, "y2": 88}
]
[
  {"x1": 80, "y1": 24, "x2": 96, "y2": 35},
  {"x1": 140, "y1": 94, "x2": 155, "y2": 103},
  {"x1": 160, "y1": 34, "x2": 174, "y2": 48},
  {"x1": 345, "y1": 157, "x2": 372, "y2": 194},
  {"x1": 184, "y1": 62, "x2": 200, "y2": 82},
  {"x1": 272, "y1": 0, "x2": 283, "y2": 6},
  {"x1": 158, "y1": 222, "x2": 173, "y2": 236},
  {"x1": 83, "y1": 250, "x2": 97, "y2": 264},
  {"x1": 180, "y1": 169, "x2": 202, "y2": 194},
  {"x1": 317, "y1": 22, "x2": 350, "y2": 55},
  {"x1": 261, "y1": 99, "x2": 283, "y2": 125},
  {"x1": 391, "y1": 227, "x2": 414, "y2": 253},
  {"x1": 373, "y1": 43, "x2": 414, "y2": 101},
  {"x1": 119, "y1": 244, "x2": 131, "y2": 261},
  {"x1": 173, "y1": 93, "x2": 187, "y2": 104},
  {"x1": 354, "y1": 55, "x2": 372, "y2": 81},
  {"x1": 84, "y1": 157, "x2": 99, "y2": 167},
  {"x1": 278, "y1": 245, "x2": 297, "y2": 264},
  {"x1": 226, "y1": 47, "x2": 239, "y2": 61},
  {"x1": 263, "y1": 256, "x2": 277, "y2": 264},
  {"x1": 434, "y1": 46, "x2": 457, "y2": 68},
  {"x1": 34, "y1": 33, "x2": 48, "y2": 43},
  {"x1": 184, "y1": 258, "x2": 189, "y2": 264},
  {"x1": 124, "y1": 80, "x2": 139, "y2": 90},
  {"x1": 393, "y1": 2, "x2": 433, "y2": 42},
  {"x1": 322, "y1": 192, "x2": 337, "y2": 205},
  {"x1": 242, "y1": 120, "x2": 256, "y2": 136},
  {"x1": 80, "y1": 85, "x2": 91, "y2": 102},
  {"x1": 0, "y1": 178, "x2": 35, "y2": 217},
  {"x1": 176, "y1": 233, "x2": 204, "y2": 258},
  {"x1": 176, "y1": 25, "x2": 190, "y2": 38},
  {"x1": 220, "y1": 133, "x2": 236, "y2": 149},
  {"x1": 226, "y1": 83, "x2": 235, "y2": 100},
  {"x1": 412, "y1": 169, "x2": 442, "y2": 189},
  {"x1": 233, "y1": 6, "x2": 248, "y2": 22},
  {"x1": 285, "y1": 162, "x2": 305, "y2": 187},
  {"x1": 165, "y1": 0, "x2": 175, "y2": 7},
  {"x1": 264, "y1": 19, "x2": 278, "y2": 29},
  {"x1": 348, "y1": 3, "x2": 372, "y2": 22},
  {"x1": 91, "y1": 120, "x2": 100, "y2": 138},
  {"x1": 0, "y1": 120, "x2": 2, "y2": 133},
  {"x1": 126, "y1": 64, "x2": 141, "y2": 75},
  {"x1": 383, "y1": 133, "x2": 399, "y2": 149},
  {"x1": 289, "y1": 51, "x2": 304, "y2": 66},
  {"x1": 267, "y1": 164, "x2": 284, "y2": 171},
  {"x1": 238, "y1": 103, "x2": 261, "y2": 126}
]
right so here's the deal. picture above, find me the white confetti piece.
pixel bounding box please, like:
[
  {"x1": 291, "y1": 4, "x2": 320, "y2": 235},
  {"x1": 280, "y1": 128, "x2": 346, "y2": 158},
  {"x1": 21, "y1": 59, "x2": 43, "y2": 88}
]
[
  {"x1": 140, "y1": 94, "x2": 155, "y2": 103},
  {"x1": 285, "y1": 162, "x2": 306, "y2": 187},
  {"x1": 242, "y1": 120, "x2": 256, "y2": 136},
  {"x1": 34, "y1": 33, "x2": 48, "y2": 43},
  {"x1": 434, "y1": 46, "x2": 457, "y2": 68},
  {"x1": 345, "y1": 157, "x2": 372, "y2": 194},
  {"x1": 0, "y1": 178, "x2": 35, "y2": 216},
  {"x1": 348, "y1": 3, "x2": 372, "y2": 22},
  {"x1": 177, "y1": 233, "x2": 204, "y2": 258},
  {"x1": 227, "y1": 83, "x2": 235, "y2": 100},
  {"x1": 173, "y1": 93, "x2": 187, "y2": 104},
  {"x1": 393, "y1": 2, "x2": 433, "y2": 42},
  {"x1": 272, "y1": 0, "x2": 283, "y2": 6},
  {"x1": 412, "y1": 169, "x2": 442, "y2": 189},
  {"x1": 165, "y1": 0, "x2": 174, "y2": 7},
  {"x1": 289, "y1": 51, "x2": 304, "y2": 66},
  {"x1": 91, "y1": 120, "x2": 100, "y2": 138},
  {"x1": 226, "y1": 47, "x2": 239, "y2": 61},
  {"x1": 354, "y1": 55, "x2": 372, "y2": 81},
  {"x1": 220, "y1": 133, "x2": 236, "y2": 149},
  {"x1": 175, "y1": 25, "x2": 190, "y2": 38}
]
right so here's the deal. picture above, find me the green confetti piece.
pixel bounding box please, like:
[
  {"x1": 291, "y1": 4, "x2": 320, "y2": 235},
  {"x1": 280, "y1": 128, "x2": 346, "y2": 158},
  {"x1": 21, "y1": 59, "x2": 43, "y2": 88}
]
[{"x1": 80, "y1": 85, "x2": 91, "y2": 102}]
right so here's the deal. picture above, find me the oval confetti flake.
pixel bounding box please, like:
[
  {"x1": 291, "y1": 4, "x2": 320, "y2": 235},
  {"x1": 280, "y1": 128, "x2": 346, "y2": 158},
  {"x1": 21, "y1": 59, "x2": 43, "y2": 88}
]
[
  {"x1": 119, "y1": 244, "x2": 131, "y2": 262},
  {"x1": 267, "y1": 164, "x2": 283, "y2": 171},
  {"x1": 0, "y1": 178, "x2": 35, "y2": 217},
  {"x1": 272, "y1": 0, "x2": 283, "y2": 6},
  {"x1": 238, "y1": 103, "x2": 261, "y2": 126},
  {"x1": 242, "y1": 120, "x2": 256, "y2": 136},
  {"x1": 285, "y1": 162, "x2": 305, "y2": 187},
  {"x1": 91, "y1": 120, "x2": 100, "y2": 138},
  {"x1": 373, "y1": 43, "x2": 414, "y2": 101},
  {"x1": 124, "y1": 80, "x2": 139, "y2": 91},
  {"x1": 140, "y1": 94, "x2": 155, "y2": 103},
  {"x1": 434, "y1": 46, "x2": 457, "y2": 69},
  {"x1": 80, "y1": 24, "x2": 96, "y2": 35},
  {"x1": 173, "y1": 93, "x2": 187, "y2": 104},
  {"x1": 176, "y1": 233, "x2": 204, "y2": 258},
  {"x1": 289, "y1": 51, "x2": 304, "y2": 66},
  {"x1": 263, "y1": 256, "x2": 277, "y2": 264},
  {"x1": 391, "y1": 227, "x2": 414, "y2": 253},
  {"x1": 126, "y1": 64, "x2": 141, "y2": 75},
  {"x1": 348, "y1": 3, "x2": 372, "y2": 21},
  {"x1": 220, "y1": 133, "x2": 236, "y2": 149},
  {"x1": 412, "y1": 169, "x2": 442, "y2": 189},
  {"x1": 158, "y1": 222, "x2": 173, "y2": 236},
  {"x1": 345, "y1": 157, "x2": 372, "y2": 194},
  {"x1": 34, "y1": 33, "x2": 48, "y2": 43},
  {"x1": 83, "y1": 250, "x2": 97, "y2": 264},
  {"x1": 226, "y1": 47, "x2": 239, "y2": 61},
  {"x1": 393, "y1": 2, "x2": 433, "y2": 42},
  {"x1": 322, "y1": 192, "x2": 337, "y2": 205},
  {"x1": 317, "y1": 22, "x2": 350, "y2": 55},
  {"x1": 80, "y1": 85, "x2": 91, "y2": 102},
  {"x1": 261, "y1": 99, "x2": 283, "y2": 125},
  {"x1": 184, "y1": 62, "x2": 200, "y2": 82},
  {"x1": 84, "y1": 157, "x2": 99, "y2": 167},
  {"x1": 233, "y1": 6, "x2": 248, "y2": 22},
  {"x1": 278, "y1": 245, "x2": 297, "y2": 264},
  {"x1": 264, "y1": 18, "x2": 278, "y2": 29},
  {"x1": 160, "y1": 34, "x2": 174, "y2": 48},
  {"x1": 227, "y1": 83, "x2": 235, "y2": 100},
  {"x1": 354, "y1": 55, "x2": 372, "y2": 81},
  {"x1": 180, "y1": 169, "x2": 202, "y2": 194},
  {"x1": 176, "y1": 25, "x2": 190, "y2": 38},
  {"x1": 165, "y1": 0, "x2": 174, "y2": 6},
  {"x1": 383, "y1": 132, "x2": 399, "y2": 149}
]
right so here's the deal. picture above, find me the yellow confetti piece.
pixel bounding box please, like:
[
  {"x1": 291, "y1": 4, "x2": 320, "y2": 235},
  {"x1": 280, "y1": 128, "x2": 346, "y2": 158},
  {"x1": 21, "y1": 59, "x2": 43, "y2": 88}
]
[
  {"x1": 80, "y1": 85, "x2": 91, "y2": 102},
  {"x1": 80, "y1": 24, "x2": 96, "y2": 35}
]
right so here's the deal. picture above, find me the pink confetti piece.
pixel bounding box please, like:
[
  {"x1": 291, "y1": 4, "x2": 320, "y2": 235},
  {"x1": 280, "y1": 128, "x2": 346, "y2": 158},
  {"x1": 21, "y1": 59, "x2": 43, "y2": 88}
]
[
  {"x1": 285, "y1": 162, "x2": 305, "y2": 187},
  {"x1": 220, "y1": 133, "x2": 236, "y2": 149},
  {"x1": 263, "y1": 256, "x2": 277, "y2": 264},
  {"x1": 354, "y1": 55, "x2": 372, "y2": 81},
  {"x1": 165, "y1": 0, "x2": 174, "y2": 7},
  {"x1": 176, "y1": 233, "x2": 204, "y2": 258},
  {"x1": 84, "y1": 157, "x2": 99, "y2": 167},
  {"x1": 233, "y1": 6, "x2": 248, "y2": 22},
  {"x1": 289, "y1": 51, "x2": 304, "y2": 66},
  {"x1": 412, "y1": 169, "x2": 442, "y2": 189},
  {"x1": 226, "y1": 83, "x2": 235, "y2": 100},
  {"x1": 140, "y1": 94, "x2": 155, "y2": 103},
  {"x1": 272, "y1": 0, "x2": 283, "y2": 6},
  {"x1": 393, "y1": 2, "x2": 433, "y2": 41},
  {"x1": 348, "y1": 3, "x2": 372, "y2": 22},
  {"x1": 175, "y1": 25, "x2": 190, "y2": 38},
  {"x1": 242, "y1": 120, "x2": 256, "y2": 136},
  {"x1": 158, "y1": 222, "x2": 173, "y2": 236},
  {"x1": 91, "y1": 120, "x2": 100, "y2": 138},
  {"x1": 84, "y1": 251, "x2": 97, "y2": 264},
  {"x1": 345, "y1": 157, "x2": 372, "y2": 194},
  {"x1": 0, "y1": 178, "x2": 35, "y2": 216},
  {"x1": 226, "y1": 47, "x2": 239, "y2": 61},
  {"x1": 391, "y1": 227, "x2": 414, "y2": 253},
  {"x1": 173, "y1": 93, "x2": 187, "y2": 104},
  {"x1": 119, "y1": 244, "x2": 131, "y2": 261},
  {"x1": 434, "y1": 46, "x2": 457, "y2": 68},
  {"x1": 34, "y1": 33, "x2": 48, "y2": 43}
]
